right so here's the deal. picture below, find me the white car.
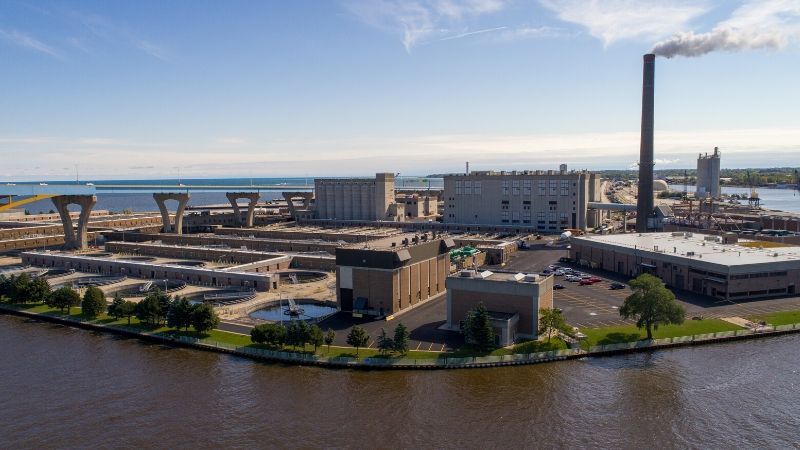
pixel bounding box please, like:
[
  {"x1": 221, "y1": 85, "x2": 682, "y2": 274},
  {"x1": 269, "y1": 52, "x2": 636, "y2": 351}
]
[
  {"x1": 555, "y1": 270, "x2": 566, "y2": 276},
  {"x1": 565, "y1": 275, "x2": 581, "y2": 282}
]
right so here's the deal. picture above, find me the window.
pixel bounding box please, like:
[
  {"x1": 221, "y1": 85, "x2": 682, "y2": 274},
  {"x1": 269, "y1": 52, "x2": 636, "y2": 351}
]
[
  {"x1": 523, "y1": 180, "x2": 532, "y2": 195},
  {"x1": 560, "y1": 180, "x2": 570, "y2": 196},
  {"x1": 549, "y1": 180, "x2": 558, "y2": 196},
  {"x1": 502, "y1": 180, "x2": 510, "y2": 195},
  {"x1": 512, "y1": 180, "x2": 520, "y2": 195},
  {"x1": 474, "y1": 181, "x2": 482, "y2": 195},
  {"x1": 455, "y1": 180, "x2": 462, "y2": 195},
  {"x1": 464, "y1": 180, "x2": 473, "y2": 195},
  {"x1": 538, "y1": 180, "x2": 546, "y2": 195}
]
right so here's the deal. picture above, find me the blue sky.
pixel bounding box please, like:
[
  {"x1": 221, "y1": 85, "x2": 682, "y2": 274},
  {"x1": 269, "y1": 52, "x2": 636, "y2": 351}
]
[{"x1": 1, "y1": 0, "x2": 799, "y2": 180}]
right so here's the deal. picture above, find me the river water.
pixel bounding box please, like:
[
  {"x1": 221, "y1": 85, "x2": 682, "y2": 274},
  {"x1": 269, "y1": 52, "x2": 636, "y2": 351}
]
[{"x1": 2, "y1": 314, "x2": 799, "y2": 449}]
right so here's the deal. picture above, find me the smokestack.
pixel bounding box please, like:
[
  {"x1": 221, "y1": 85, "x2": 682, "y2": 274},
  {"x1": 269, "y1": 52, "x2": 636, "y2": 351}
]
[
  {"x1": 636, "y1": 54, "x2": 655, "y2": 233},
  {"x1": 466, "y1": 161, "x2": 470, "y2": 175}
]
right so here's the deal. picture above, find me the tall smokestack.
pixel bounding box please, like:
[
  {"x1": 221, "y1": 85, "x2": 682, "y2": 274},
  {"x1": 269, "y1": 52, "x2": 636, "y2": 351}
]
[{"x1": 636, "y1": 53, "x2": 655, "y2": 233}]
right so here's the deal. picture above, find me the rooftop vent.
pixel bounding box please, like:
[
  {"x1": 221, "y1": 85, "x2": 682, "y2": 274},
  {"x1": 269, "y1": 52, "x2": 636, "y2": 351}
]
[{"x1": 523, "y1": 274, "x2": 540, "y2": 282}]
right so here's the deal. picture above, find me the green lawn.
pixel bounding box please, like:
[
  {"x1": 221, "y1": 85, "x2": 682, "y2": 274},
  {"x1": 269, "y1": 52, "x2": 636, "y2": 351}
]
[
  {"x1": 747, "y1": 310, "x2": 800, "y2": 326},
  {"x1": 580, "y1": 319, "x2": 744, "y2": 347},
  {"x1": 3, "y1": 301, "x2": 570, "y2": 360}
]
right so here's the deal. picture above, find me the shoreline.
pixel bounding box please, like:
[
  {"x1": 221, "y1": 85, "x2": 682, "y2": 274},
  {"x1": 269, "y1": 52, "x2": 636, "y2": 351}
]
[{"x1": 4, "y1": 304, "x2": 800, "y2": 370}]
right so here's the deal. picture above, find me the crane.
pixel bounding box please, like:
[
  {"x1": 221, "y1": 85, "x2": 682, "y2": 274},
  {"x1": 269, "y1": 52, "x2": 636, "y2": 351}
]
[{"x1": 747, "y1": 170, "x2": 760, "y2": 209}]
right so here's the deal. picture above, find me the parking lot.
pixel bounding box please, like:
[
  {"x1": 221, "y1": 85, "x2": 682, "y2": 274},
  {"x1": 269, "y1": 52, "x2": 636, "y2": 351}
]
[{"x1": 496, "y1": 245, "x2": 800, "y2": 330}]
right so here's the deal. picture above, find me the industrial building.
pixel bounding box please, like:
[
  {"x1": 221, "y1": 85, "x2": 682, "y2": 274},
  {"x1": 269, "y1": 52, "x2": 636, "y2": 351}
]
[
  {"x1": 442, "y1": 167, "x2": 602, "y2": 231},
  {"x1": 445, "y1": 270, "x2": 554, "y2": 346},
  {"x1": 570, "y1": 232, "x2": 800, "y2": 301},
  {"x1": 696, "y1": 147, "x2": 722, "y2": 198},
  {"x1": 335, "y1": 233, "x2": 454, "y2": 317},
  {"x1": 314, "y1": 173, "x2": 400, "y2": 221}
]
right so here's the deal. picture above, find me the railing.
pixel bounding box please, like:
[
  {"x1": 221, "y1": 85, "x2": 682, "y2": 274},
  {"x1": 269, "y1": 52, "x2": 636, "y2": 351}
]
[{"x1": 7, "y1": 302, "x2": 800, "y2": 369}]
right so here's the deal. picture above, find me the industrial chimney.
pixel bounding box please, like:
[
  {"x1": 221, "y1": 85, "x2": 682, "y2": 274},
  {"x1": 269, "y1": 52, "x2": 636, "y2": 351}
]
[{"x1": 636, "y1": 54, "x2": 655, "y2": 233}]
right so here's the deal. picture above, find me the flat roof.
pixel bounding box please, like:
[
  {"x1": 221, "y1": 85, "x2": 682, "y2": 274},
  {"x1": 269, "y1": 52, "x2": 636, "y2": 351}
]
[{"x1": 573, "y1": 232, "x2": 800, "y2": 268}]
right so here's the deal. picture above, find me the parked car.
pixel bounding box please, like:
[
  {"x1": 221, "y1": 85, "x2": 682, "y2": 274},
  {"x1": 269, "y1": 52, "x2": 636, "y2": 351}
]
[
  {"x1": 588, "y1": 277, "x2": 602, "y2": 283},
  {"x1": 609, "y1": 283, "x2": 626, "y2": 290},
  {"x1": 553, "y1": 284, "x2": 565, "y2": 290},
  {"x1": 579, "y1": 279, "x2": 599, "y2": 286},
  {"x1": 554, "y1": 270, "x2": 566, "y2": 276},
  {"x1": 565, "y1": 276, "x2": 581, "y2": 282}
]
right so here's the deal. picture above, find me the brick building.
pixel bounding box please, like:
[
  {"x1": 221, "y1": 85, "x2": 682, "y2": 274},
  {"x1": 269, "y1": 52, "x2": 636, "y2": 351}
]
[
  {"x1": 445, "y1": 270, "x2": 554, "y2": 346},
  {"x1": 335, "y1": 234, "x2": 455, "y2": 317}
]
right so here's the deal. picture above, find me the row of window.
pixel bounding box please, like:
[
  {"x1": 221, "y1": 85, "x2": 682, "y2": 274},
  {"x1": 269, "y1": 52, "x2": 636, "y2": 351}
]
[{"x1": 453, "y1": 180, "x2": 576, "y2": 196}]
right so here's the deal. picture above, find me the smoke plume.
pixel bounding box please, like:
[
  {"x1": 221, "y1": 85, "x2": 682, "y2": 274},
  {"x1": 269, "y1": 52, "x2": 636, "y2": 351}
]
[{"x1": 651, "y1": 0, "x2": 800, "y2": 58}]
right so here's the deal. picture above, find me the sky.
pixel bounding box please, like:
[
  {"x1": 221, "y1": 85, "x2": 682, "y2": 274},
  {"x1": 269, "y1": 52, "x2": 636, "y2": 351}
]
[{"x1": 1, "y1": 0, "x2": 799, "y2": 181}]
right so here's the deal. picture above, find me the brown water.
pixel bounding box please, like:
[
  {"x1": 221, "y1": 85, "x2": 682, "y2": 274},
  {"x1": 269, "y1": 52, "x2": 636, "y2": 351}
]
[{"x1": 2, "y1": 314, "x2": 799, "y2": 449}]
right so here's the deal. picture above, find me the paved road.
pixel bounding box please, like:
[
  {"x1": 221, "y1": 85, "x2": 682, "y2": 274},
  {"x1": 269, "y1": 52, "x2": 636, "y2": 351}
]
[{"x1": 318, "y1": 293, "x2": 463, "y2": 351}]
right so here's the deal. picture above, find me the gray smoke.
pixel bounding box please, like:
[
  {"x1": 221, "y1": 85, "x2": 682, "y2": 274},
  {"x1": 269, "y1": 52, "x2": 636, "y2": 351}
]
[
  {"x1": 651, "y1": 0, "x2": 800, "y2": 58},
  {"x1": 651, "y1": 28, "x2": 790, "y2": 58}
]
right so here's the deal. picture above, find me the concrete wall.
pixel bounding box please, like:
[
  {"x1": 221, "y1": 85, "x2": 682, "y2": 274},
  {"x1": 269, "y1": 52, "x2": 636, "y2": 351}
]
[
  {"x1": 314, "y1": 173, "x2": 397, "y2": 221},
  {"x1": 21, "y1": 251, "x2": 279, "y2": 291},
  {"x1": 105, "y1": 241, "x2": 291, "y2": 268}
]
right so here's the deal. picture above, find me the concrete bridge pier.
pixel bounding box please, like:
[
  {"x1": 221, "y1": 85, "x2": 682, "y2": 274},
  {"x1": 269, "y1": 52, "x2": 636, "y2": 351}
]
[
  {"x1": 282, "y1": 191, "x2": 314, "y2": 221},
  {"x1": 51, "y1": 195, "x2": 97, "y2": 250},
  {"x1": 153, "y1": 193, "x2": 190, "y2": 234},
  {"x1": 226, "y1": 192, "x2": 260, "y2": 227}
]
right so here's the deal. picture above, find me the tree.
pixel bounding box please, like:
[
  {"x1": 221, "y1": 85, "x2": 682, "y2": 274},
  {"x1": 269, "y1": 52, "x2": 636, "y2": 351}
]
[
  {"x1": 26, "y1": 277, "x2": 51, "y2": 304},
  {"x1": 376, "y1": 328, "x2": 393, "y2": 356},
  {"x1": 392, "y1": 322, "x2": 410, "y2": 355},
  {"x1": 190, "y1": 303, "x2": 219, "y2": 334},
  {"x1": 47, "y1": 286, "x2": 81, "y2": 314},
  {"x1": 81, "y1": 286, "x2": 107, "y2": 318},
  {"x1": 460, "y1": 303, "x2": 495, "y2": 352},
  {"x1": 619, "y1": 273, "x2": 686, "y2": 340},
  {"x1": 324, "y1": 328, "x2": 336, "y2": 352},
  {"x1": 346, "y1": 326, "x2": 369, "y2": 356},
  {"x1": 538, "y1": 308, "x2": 567, "y2": 343},
  {"x1": 10, "y1": 273, "x2": 32, "y2": 303},
  {"x1": 118, "y1": 301, "x2": 137, "y2": 325},
  {"x1": 108, "y1": 293, "x2": 125, "y2": 320},
  {"x1": 285, "y1": 320, "x2": 311, "y2": 349},
  {"x1": 309, "y1": 324, "x2": 324, "y2": 353},
  {"x1": 251, "y1": 323, "x2": 286, "y2": 347},
  {"x1": 167, "y1": 297, "x2": 196, "y2": 331},
  {"x1": 0, "y1": 274, "x2": 11, "y2": 301},
  {"x1": 135, "y1": 293, "x2": 163, "y2": 327}
]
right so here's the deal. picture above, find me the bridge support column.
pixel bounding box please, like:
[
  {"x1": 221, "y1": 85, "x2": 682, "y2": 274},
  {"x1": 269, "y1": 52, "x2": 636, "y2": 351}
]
[
  {"x1": 282, "y1": 191, "x2": 314, "y2": 221},
  {"x1": 226, "y1": 192, "x2": 260, "y2": 227},
  {"x1": 51, "y1": 195, "x2": 97, "y2": 250},
  {"x1": 153, "y1": 193, "x2": 190, "y2": 234}
]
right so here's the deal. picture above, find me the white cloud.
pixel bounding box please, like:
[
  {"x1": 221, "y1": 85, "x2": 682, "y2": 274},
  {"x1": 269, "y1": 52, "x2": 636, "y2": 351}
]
[
  {"x1": 216, "y1": 137, "x2": 248, "y2": 145},
  {"x1": 538, "y1": 0, "x2": 709, "y2": 46},
  {"x1": 440, "y1": 26, "x2": 507, "y2": 41},
  {"x1": 1, "y1": 128, "x2": 797, "y2": 179},
  {"x1": 0, "y1": 29, "x2": 61, "y2": 58},
  {"x1": 343, "y1": 0, "x2": 508, "y2": 52}
]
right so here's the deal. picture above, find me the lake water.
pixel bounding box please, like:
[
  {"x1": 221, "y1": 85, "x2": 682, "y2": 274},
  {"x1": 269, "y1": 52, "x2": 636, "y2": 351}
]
[
  {"x1": 670, "y1": 184, "x2": 800, "y2": 214},
  {"x1": 2, "y1": 313, "x2": 800, "y2": 448}
]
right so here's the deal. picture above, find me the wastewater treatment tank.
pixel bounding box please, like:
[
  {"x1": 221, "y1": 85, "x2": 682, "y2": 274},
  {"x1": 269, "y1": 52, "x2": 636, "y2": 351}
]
[
  {"x1": 249, "y1": 299, "x2": 337, "y2": 322},
  {"x1": 110, "y1": 280, "x2": 187, "y2": 297}
]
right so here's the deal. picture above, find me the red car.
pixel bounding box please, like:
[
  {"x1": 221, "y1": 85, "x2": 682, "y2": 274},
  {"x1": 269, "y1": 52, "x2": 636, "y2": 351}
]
[
  {"x1": 579, "y1": 279, "x2": 599, "y2": 286},
  {"x1": 588, "y1": 277, "x2": 602, "y2": 283}
]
